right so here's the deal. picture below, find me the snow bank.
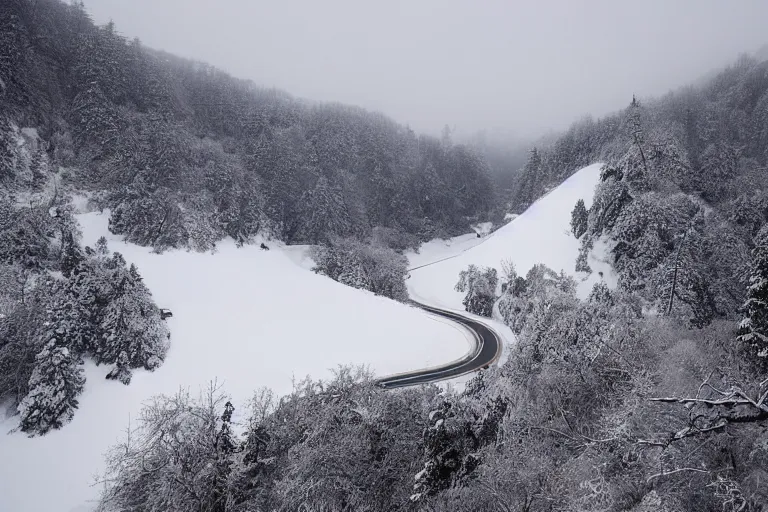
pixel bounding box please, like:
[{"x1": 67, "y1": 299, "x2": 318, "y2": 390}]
[
  {"x1": 0, "y1": 212, "x2": 470, "y2": 512},
  {"x1": 407, "y1": 163, "x2": 617, "y2": 310}
]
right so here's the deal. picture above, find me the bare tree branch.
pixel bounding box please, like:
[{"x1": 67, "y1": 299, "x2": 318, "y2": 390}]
[{"x1": 646, "y1": 467, "x2": 714, "y2": 483}]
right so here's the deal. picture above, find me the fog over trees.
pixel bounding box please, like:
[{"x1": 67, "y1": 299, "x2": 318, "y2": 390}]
[{"x1": 2, "y1": 0, "x2": 768, "y2": 510}]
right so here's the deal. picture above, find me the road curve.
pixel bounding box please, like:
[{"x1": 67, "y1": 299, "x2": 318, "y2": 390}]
[{"x1": 376, "y1": 299, "x2": 503, "y2": 389}]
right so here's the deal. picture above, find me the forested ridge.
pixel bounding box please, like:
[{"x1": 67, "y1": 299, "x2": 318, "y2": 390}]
[
  {"x1": 1, "y1": 0, "x2": 494, "y2": 252},
  {"x1": 4, "y1": 0, "x2": 768, "y2": 510}
]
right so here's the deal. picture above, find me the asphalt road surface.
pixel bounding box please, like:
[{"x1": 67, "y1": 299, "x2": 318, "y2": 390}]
[{"x1": 376, "y1": 299, "x2": 503, "y2": 389}]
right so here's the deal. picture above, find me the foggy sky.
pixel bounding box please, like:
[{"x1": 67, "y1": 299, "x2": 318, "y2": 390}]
[{"x1": 85, "y1": 0, "x2": 768, "y2": 138}]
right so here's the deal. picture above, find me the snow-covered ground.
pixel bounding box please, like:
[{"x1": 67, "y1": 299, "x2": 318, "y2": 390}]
[
  {"x1": 0, "y1": 163, "x2": 615, "y2": 512},
  {"x1": 0, "y1": 211, "x2": 471, "y2": 512},
  {"x1": 406, "y1": 163, "x2": 616, "y2": 309}
]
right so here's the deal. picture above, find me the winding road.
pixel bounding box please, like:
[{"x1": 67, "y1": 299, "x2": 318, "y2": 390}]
[{"x1": 376, "y1": 299, "x2": 503, "y2": 389}]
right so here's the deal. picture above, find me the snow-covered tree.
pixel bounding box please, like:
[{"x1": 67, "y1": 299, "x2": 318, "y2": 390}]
[
  {"x1": 42, "y1": 278, "x2": 94, "y2": 355},
  {"x1": 498, "y1": 263, "x2": 578, "y2": 338},
  {"x1": 627, "y1": 95, "x2": 650, "y2": 179},
  {"x1": 71, "y1": 82, "x2": 121, "y2": 152},
  {"x1": 105, "y1": 350, "x2": 131, "y2": 385},
  {"x1": 98, "y1": 261, "x2": 168, "y2": 370},
  {"x1": 60, "y1": 230, "x2": 85, "y2": 278},
  {"x1": 0, "y1": 120, "x2": 18, "y2": 184},
  {"x1": 30, "y1": 147, "x2": 47, "y2": 190},
  {"x1": 109, "y1": 187, "x2": 187, "y2": 250},
  {"x1": 98, "y1": 386, "x2": 244, "y2": 512},
  {"x1": 575, "y1": 242, "x2": 592, "y2": 273},
  {"x1": 455, "y1": 265, "x2": 498, "y2": 317},
  {"x1": 412, "y1": 401, "x2": 478, "y2": 501},
  {"x1": 18, "y1": 339, "x2": 85, "y2": 436},
  {"x1": 737, "y1": 225, "x2": 768, "y2": 362},
  {"x1": 295, "y1": 175, "x2": 351, "y2": 244},
  {"x1": 514, "y1": 147, "x2": 543, "y2": 211},
  {"x1": 570, "y1": 198, "x2": 588, "y2": 238},
  {"x1": 311, "y1": 237, "x2": 408, "y2": 301},
  {"x1": 698, "y1": 143, "x2": 738, "y2": 201}
]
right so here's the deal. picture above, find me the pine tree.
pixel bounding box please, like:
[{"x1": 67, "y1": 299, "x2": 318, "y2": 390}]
[
  {"x1": 217, "y1": 401, "x2": 237, "y2": 455},
  {"x1": 18, "y1": 339, "x2": 85, "y2": 435},
  {"x1": 30, "y1": 147, "x2": 47, "y2": 190},
  {"x1": 627, "y1": 95, "x2": 649, "y2": 178},
  {"x1": 514, "y1": 147, "x2": 542, "y2": 211},
  {"x1": 105, "y1": 350, "x2": 131, "y2": 385},
  {"x1": 698, "y1": 143, "x2": 738, "y2": 201},
  {"x1": 570, "y1": 199, "x2": 588, "y2": 238},
  {"x1": 99, "y1": 260, "x2": 169, "y2": 369},
  {"x1": 71, "y1": 82, "x2": 121, "y2": 151},
  {"x1": 44, "y1": 278, "x2": 93, "y2": 354},
  {"x1": 60, "y1": 230, "x2": 85, "y2": 278},
  {"x1": 295, "y1": 175, "x2": 351, "y2": 244},
  {"x1": 95, "y1": 236, "x2": 109, "y2": 256},
  {"x1": 0, "y1": 120, "x2": 16, "y2": 183},
  {"x1": 737, "y1": 225, "x2": 768, "y2": 361}
]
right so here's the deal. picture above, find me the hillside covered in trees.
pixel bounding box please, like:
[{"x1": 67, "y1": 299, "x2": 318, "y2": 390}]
[{"x1": 1, "y1": 0, "x2": 494, "y2": 254}]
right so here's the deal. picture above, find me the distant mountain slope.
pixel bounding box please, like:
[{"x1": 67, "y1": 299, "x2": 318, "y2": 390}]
[{"x1": 0, "y1": 0, "x2": 493, "y2": 252}]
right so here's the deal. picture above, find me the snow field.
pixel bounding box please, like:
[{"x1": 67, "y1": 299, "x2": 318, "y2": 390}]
[{"x1": 0, "y1": 211, "x2": 470, "y2": 512}]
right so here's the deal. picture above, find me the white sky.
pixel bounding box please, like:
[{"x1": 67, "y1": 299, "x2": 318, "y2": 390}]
[{"x1": 84, "y1": 0, "x2": 768, "y2": 137}]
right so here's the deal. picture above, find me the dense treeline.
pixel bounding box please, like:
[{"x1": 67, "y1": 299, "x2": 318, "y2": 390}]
[
  {"x1": 1, "y1": 0, "x2": 494, "y2": 253},
  {"x1": 579, "y1": 56, "x2": 768, "y2": 331},
  {"x1": 97, "y1": 53, "x2": 768, "y2": 511},
  {"x1": 0, "y1": 126, "x2": 168, "y2": 435},
  {"x1": 501, "y1": 114, "x2": 621, "y2": 214}
]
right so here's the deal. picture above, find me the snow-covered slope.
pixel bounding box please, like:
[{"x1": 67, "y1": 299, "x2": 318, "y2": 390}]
[
  {"x1": 0, "y1": 163, "x2": 615, "y2": 512},
  {"x1": 0, "y1": 212, "x2": 470, "y2": 512},
  {"x1": 407, "y1": 163, "x2": 616, "y2": 307}
]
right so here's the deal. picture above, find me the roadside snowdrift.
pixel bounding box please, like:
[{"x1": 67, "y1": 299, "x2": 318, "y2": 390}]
[
  {"x1": 0, "y1": 212, "x2": 470, "y2": 512},
  {"x1": 407, "y1": 163, "x2": 616, "y2": 308}
]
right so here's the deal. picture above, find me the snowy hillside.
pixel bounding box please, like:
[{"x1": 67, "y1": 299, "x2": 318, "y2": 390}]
[
  {"x1": 407, "y1": 163, "x2": 616, "y2": 308},
  {"x1": 0, "y1": 212, "x2": 470, "y2": 512},
  {"x1": 0, "y1": 163, "x2": 615, "y2": 512}
]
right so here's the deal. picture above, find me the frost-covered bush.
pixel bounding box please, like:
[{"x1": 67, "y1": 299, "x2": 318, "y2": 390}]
[
  {"x1": 98, "y1": 386, "x2": 240, "y2": 512},
  {"x1": 455, "y1": 265, "x2": 498, "y2": 317},
  {"x1": 370, "y1": 226, "x2": 421, "y2": 253},
  {"x1": 311, "y1": 237, "x2": 409, "y2": 301}
]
